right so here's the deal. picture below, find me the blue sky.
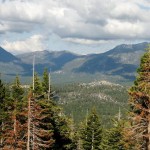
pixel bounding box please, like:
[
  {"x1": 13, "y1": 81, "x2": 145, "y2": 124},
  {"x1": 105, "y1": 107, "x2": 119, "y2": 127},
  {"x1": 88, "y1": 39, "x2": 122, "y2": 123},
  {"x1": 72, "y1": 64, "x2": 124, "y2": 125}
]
[{"x1": 0, "y1": 0, "x2": 150, "y2": 55}]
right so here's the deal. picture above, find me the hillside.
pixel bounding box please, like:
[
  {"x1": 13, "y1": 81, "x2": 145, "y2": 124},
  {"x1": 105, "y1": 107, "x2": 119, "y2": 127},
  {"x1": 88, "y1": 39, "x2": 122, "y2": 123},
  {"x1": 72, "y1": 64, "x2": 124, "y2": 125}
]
[
  {"x1": 0, "y1": 47, "x2": 31, "y2": 75},
  {"x1": 54, "y1": 81, "x2": 129, "y2": 126},
  {"x1": 74, "y1": 42, "x2": 149, "y2": 80}
]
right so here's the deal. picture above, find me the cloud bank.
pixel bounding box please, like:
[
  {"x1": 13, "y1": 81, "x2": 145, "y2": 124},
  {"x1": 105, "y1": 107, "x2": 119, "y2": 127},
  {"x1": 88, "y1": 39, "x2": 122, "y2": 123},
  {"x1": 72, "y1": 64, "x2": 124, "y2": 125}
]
[
  {"x1": 2, "y1": 35, "x2": 46, "y2": 54},
  {"x1": 0, "y1": 0, "x2": 150, "y2": 53}
]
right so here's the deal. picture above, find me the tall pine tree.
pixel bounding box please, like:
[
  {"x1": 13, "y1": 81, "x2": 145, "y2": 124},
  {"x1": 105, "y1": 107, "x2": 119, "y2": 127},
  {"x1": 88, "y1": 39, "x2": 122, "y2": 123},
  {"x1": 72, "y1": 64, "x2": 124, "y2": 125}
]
[
  {"x1": 80, "y1": 108, "x2": 102, "y2": 150},
  {"x1": 129, "y1": 47, "x2": 150, "y2": 149},
  {"x1": 27, "y1": 71, "x2": 54, "y2": 149},
  {"x1": 42, "y1": 68, "x2": 49, "y2": 93},
  {"x1": 2, "y1": 76, "x2": 25, "y2": 149},
  {"x1": 41, "y1": 70, "x2": 74, "y2": 149}
]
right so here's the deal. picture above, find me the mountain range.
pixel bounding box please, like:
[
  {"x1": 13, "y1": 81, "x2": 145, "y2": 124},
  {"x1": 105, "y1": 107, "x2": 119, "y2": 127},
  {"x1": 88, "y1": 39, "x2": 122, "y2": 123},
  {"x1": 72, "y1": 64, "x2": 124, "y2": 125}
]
[{"x1": 0, "y1": 42, "x2": 149, "y2": 83}]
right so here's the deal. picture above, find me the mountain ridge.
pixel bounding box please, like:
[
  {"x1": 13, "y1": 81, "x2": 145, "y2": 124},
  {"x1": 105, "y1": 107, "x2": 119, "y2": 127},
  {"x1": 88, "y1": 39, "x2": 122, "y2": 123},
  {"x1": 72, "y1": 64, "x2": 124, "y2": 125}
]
[
  {"x1": 0, "y1": 42, "x2": 149, "y2": 82},
  {"x1": 74, "y1": 42, "x2": 149, "y2": 79}
]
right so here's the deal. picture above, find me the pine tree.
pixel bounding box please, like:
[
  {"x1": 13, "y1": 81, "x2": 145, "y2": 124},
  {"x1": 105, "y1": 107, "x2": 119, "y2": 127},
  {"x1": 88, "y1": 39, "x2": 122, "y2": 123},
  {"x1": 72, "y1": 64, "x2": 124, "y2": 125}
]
[
  {"x1": 80, "y1": 108, "x2": 102, "y2": 150},
  {"x1": 41, "y1": 69, "x2": 74, "y2": 149},
  {"x1": 2, "y1": 76, "x2": 25, "y2": 149},
  {"x1": 44, "y1": 101, "x2": 73, "y2": 150},
  {"x1": 101, "y1": 119, "x2": 126, "y2": 150},
  {"x1": 12, "y1": 76, "x2": 24, "y2": 149},
  {"x1": 27, "y1": 71, "x2": 55, "y2": 149},
  {"x1": 0, "y1": 79, "x2": 6, "y2": 148},
  {"x1": 42, "y1": 68, "x2": 49, "y2": 93},
  {"x1": 0, "y1": 82, "x2": 14, "y2": 149},
  {"x1": 34, "y1": 72, "x2": 42, "y2": 96},
  {"x1": 129, "y1": 47, "x2": 150, "y2": 149}
]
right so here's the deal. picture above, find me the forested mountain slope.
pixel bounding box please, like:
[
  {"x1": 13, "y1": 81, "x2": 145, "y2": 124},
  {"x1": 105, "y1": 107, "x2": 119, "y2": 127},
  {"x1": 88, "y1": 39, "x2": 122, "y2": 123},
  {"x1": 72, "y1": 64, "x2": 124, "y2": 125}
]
[
  {"x1": 74, "y1": 42, "x2": 149, "y2": 80},
  {"x1": 54, "y1": 80, "x2": 128, "y2": 125}
]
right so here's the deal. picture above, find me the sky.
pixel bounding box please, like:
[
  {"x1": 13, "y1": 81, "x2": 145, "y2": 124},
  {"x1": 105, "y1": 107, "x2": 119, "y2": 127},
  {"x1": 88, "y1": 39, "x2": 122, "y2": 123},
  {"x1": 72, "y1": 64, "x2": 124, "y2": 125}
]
[{"x1": 0, "y1": 0, "x2": 150, "y2": 55}]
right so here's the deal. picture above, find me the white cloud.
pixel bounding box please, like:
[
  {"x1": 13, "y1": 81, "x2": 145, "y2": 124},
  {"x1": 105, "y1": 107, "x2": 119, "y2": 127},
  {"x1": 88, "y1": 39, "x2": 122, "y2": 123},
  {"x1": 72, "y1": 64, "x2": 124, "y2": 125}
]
[
  {"x1": 1, "y1": 0, "x2": 150, "y2": 54},
  {"x1": 0, "y1": 1, "x2": 44, "y2": 22},
  {"x1": 64, "y1": 38, "x2": 113, "y2": 45},
  {"x1": 1, "y1": 34, "x2": 46, "y2": 54},
  {"x1": 105, "y1": 19, "x2": 144, "y2": 38}
]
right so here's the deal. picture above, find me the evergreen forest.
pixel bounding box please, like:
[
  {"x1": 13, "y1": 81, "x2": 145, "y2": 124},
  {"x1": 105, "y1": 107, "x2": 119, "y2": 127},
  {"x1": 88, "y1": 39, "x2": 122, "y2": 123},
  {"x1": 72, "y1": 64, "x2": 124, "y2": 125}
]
[{"x1": 0, "y1": 47, "x2": 150, "y2": 150}]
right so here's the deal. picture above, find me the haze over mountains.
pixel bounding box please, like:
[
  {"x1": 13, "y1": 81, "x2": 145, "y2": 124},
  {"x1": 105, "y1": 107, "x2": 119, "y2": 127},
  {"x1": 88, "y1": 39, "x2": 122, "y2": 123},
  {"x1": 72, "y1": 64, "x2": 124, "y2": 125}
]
[{"x1": 0, "y1": 42, "x2": 149, "y2": 82}]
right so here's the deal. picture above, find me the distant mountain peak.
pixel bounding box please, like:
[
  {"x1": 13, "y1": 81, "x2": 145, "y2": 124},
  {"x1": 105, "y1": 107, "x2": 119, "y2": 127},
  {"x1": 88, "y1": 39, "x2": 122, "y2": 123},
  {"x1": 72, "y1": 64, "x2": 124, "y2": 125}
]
[
  {"x1": 107, "y1": 42, "x2": 149, "y2": 54},
  {"x1": 74, "y1": 42, "x2": 149, "y2": 80},
  {"x1": 116, "y1": 44, "x2": 133, "y2": 49},
  {"x1": 116, "y1": 42, "x2": 149, "y2": 48}
]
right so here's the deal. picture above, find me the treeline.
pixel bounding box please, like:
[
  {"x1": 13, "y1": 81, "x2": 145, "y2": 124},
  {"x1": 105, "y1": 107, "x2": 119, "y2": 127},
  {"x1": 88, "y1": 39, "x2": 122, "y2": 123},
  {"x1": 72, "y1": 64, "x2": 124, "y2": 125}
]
[
  {"x1": 0, "y1": 47, "x2": 150, "y2": 149},
  {"x1": 0, "y1": 69, "x2": 75, "y2": 149},
  {"x1": 0, "y1": 69, "x2": 128, "y2": 150}
]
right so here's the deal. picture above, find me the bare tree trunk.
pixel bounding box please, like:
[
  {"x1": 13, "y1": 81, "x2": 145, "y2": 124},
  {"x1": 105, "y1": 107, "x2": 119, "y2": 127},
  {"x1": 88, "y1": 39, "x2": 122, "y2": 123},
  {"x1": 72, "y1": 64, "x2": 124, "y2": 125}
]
[
  {"x1": 33, "y1": 55, "x2": 35, "y2": 92},
  {"x1": 28, "y1": 55, "x2": 35, "y2": 150},
  {"x1": 27, "y1": 97, "x2": 31, "y2": 150},
  {"x1": 32, "y1": 55, "x2": 35, "y2": 150},
  {"x1": 48, "y1": 73, "x2": 51, "y2": 101}
]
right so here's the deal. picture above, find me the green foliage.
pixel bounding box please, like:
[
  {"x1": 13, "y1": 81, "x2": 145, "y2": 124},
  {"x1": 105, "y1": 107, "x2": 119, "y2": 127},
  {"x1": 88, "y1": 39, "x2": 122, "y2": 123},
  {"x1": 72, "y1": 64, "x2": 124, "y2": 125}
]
[
  {"x1": 42, "y1": 68, "x2": 49, "y2": 93},
  {"x1": 12, "y1": 76, "x2": 24, "y2": 100},
  {"x1": 34, "y1": 72, "x2": 42, "y2": 95},
  {"x1": 0, "y1": 79, "x2": 5, "y2": 101},
  {"x1": 47, "y1": 102, "x2": 74, "y2": 150},
  {"x1": 80, "y1": 108, "x2": 102, "y2": 150},
  {"x1": 0, "y1": 79, "x2": 6, "y2": 121},
  {"x1": 101, "y1": 119, "x2": 126, "y2": 150},
  {"x1": 11, "y1": 76, "x2": 25, "y2": 118}
]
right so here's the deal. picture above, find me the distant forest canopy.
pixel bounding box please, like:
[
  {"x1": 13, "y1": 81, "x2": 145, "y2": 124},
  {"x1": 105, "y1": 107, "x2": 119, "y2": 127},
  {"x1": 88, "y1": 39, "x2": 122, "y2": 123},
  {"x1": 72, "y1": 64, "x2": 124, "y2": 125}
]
[
  {"x1": 54, "y1": 81, "x2": 129, "y2": 125},
  {"x1": 0, "y1": 47, "x2": 150, "y2": 149}
]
